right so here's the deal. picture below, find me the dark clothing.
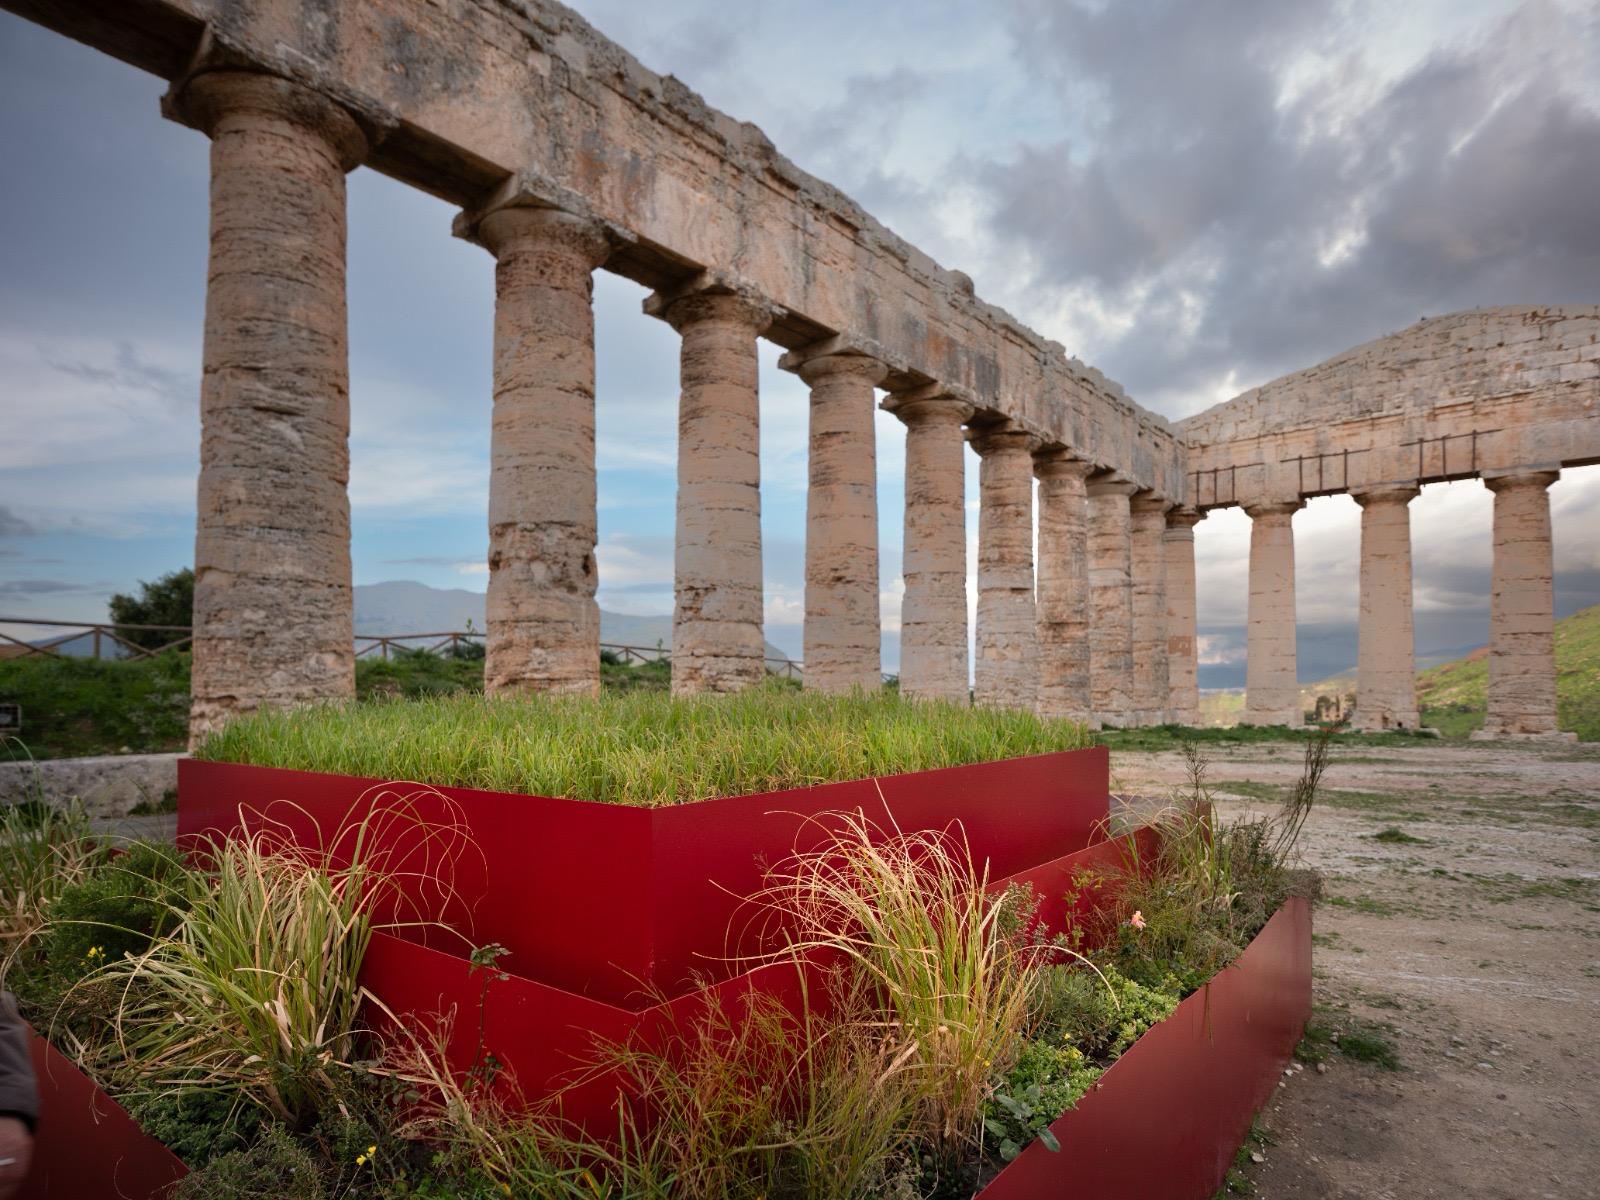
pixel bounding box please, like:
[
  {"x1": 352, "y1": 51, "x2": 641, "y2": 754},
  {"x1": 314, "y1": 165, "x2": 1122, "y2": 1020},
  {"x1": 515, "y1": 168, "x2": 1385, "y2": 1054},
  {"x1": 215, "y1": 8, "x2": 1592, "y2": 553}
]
[{"x1": 0, "y1": 994, "x2": 38, "y2": 1133}]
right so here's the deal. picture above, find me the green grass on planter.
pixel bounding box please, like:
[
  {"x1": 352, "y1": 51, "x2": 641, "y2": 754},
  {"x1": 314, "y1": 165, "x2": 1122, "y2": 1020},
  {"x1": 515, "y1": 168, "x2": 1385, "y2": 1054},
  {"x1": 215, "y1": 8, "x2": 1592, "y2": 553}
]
[{"x1": 194, "y1": 685, "x2": 1092, "y2": 807}]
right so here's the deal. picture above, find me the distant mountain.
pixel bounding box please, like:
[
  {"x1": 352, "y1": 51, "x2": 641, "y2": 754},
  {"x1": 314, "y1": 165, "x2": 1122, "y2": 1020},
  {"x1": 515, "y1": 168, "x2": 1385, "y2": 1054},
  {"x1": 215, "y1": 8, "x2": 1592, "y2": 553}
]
[{"x1": 354, "y1": 580, "x2": 793, "y2": 663}]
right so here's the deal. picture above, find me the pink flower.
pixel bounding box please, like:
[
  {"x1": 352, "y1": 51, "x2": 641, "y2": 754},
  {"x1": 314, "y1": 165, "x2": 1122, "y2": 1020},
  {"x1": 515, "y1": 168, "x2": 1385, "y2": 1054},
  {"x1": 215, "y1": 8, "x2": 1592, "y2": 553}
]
[{"x1": 1130, "y1": 910, "x2": 1147, "y2": 931}]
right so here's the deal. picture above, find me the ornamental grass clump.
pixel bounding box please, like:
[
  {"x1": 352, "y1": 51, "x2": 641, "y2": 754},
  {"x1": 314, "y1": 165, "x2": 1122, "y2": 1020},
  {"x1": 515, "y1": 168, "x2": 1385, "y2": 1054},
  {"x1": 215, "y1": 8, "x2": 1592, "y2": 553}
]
[
  {"x1": 87, "y1": 798, "x2": 468, "y2": 1130},
  {"x1": 0, "y1": 792, "x2": 106, "y2": 948},
  {"x1": 194, "y1": 684, "x2": 1091, "y2": 806},
  {"x1": 757, "y1": 813, "x2": 1038, "y2": 1163}
]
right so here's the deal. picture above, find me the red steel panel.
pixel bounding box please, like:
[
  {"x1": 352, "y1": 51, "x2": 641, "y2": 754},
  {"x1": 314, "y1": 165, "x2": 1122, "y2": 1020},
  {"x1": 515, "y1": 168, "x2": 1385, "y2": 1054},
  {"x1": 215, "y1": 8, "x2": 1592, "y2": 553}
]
[
  {"x1": 356, "y1": 829, "x2": 1147, "y2": 1131},
  {"x1": 18, "y1": 1027, "x2": 187, "y2": 1200},
  {"x1": 977, "y1": 897, "x2": 1314, "y2": 1200},
  {"x1": 180, "y1": 748, "x2": 1109, "y2": 1005}
]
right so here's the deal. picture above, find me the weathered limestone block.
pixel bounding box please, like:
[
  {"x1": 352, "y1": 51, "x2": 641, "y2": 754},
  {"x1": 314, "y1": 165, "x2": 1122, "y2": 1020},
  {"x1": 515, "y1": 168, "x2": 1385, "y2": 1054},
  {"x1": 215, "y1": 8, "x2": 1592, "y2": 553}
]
[
  {"x1": 1034, "y1": 451, "x2": 1096, "y2": 725},
  {"x1": 1164, "y1": 507, "x2": 1203, "y2": 727},
  {"x1": 1087, "y1": 478, "x2": 1139, "y2": 727},
  {"x1": 170, "y1": 71, "x2": 367, "y2": 740},
  {"x1": 795, "y1": 353, "x2": 888, "y2": 693},
  {"x1": 1242, "y1": 501, "x2": 1304, "y2": 727},
  {"x1": 1474, "y1": 470, "x2": 1571, "y2": 740},
  {"x1": 0, "y1": 753, "x2": 180, "y2": 820},
  {"x1": 1129, "y1": 494, "x2": 1172, "y2": 726},
  {"x1": 1352, "y1": 485, "x2": 1421, "y2": 731},
  {"x1": 971, "y1": 426, "x2": 1040, "y2": 711},
  {"x1": 648, "y1": 289, "x2": 774, "y2": 694},
  {"x1": 891, "y1": 390, "x2": 973, "y2": 705},
  {"x1": 475, "y1": 205, "x2": 611, "y2": 697}
]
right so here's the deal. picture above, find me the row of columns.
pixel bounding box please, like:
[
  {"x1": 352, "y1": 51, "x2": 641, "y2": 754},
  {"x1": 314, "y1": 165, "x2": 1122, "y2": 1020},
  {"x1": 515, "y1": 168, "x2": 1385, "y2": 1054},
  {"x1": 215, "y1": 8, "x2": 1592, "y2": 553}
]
[
  {"x1": 1238, "y1": 470, "x2": 1566, "y2": 737},
  {"x1": 175, "y1": 69, "x2": 1569, "y2": 742}
]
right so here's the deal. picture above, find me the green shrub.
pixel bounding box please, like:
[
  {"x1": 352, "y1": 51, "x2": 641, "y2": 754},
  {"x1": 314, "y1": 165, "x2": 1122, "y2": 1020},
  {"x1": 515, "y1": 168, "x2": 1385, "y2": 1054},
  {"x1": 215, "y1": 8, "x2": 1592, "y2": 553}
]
[
  {"x1": 982, "y1": 1040, "x2": 1100, "y2": 1163},
  {"x1": 45, "y1": 841, "x2": 189, "y2": 966},
  {"x1": 172, "y1": 1126, "x2": 327, "y2": 1200},
  {"x1": 0, "y1": 656, "x2": 191, "y2": 758}
]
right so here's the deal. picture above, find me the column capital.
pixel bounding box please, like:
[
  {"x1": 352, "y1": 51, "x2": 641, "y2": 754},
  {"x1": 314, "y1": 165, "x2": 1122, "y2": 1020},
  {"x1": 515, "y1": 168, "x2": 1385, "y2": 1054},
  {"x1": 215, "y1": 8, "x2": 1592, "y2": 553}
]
[
  {"x1": 474, "y1": 205, "x2": 612, "y2": 267},
  {"x1": 780, "y1": 332, "x2": 903, "y2": 380},
  {"x1": 165, "y1": 70, "x2": 369, "y2": 170},
  {"x1": 1032, "y1": 447, "x2": 1096, "y2": 482},
  {"x1": 1130, "y1": 492, "x2": 1174, "y2": 517},
  {"x1": 643, "y1": 275, "x2": 778, "y2": 335},
  {"x1": 968, "y1": 423, "x2": 1041, "y2": 457},
  {"x1": 793, "y1": 352, "x2": 889, "y2": 387},
  {"x1": 1351, "y1": 483, "x2": 1420, "y2": 508},
  {"x1": 1482, "y1": 467, "x2": 1560, "y2": 495},
  {"x1": 1243, "y1": 499, "x2": 1304, "y2": 521},
  {"x1": 1164, "y1": 506, "x2": 1204, "y2": 534},
  {"x1": 1086, "y1": 475, "x2": 1140, "y2": 499},
  {"x1": 883, "y1": 383, "x2": 976, "y2": 426}
]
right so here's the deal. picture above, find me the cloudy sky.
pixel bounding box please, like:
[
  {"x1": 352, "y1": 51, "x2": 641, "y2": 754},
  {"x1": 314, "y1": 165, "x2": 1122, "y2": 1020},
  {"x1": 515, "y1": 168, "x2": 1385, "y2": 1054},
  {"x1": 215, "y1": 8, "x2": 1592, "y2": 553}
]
[{"x1": 1, "y1": 0, "x2": 1597, "y2": 684}]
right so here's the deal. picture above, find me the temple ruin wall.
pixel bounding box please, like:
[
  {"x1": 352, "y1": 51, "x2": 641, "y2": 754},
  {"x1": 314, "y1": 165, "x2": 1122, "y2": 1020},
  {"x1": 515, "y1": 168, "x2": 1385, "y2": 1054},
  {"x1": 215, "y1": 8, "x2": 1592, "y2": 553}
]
[
  {"x1": 1179, "y1": 307, "x2": 1600, "y2": 509},
  {"x1": 10, "y1": 0, "x2": 1185, "y2": 498}
]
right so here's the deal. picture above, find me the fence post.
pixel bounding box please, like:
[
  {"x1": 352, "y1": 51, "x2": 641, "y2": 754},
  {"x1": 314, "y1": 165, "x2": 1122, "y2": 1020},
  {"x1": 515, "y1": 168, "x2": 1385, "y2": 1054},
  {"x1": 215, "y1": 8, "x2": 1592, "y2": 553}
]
[{"x1": 92, "y1": 627, "x2": 102, "y2": 660}]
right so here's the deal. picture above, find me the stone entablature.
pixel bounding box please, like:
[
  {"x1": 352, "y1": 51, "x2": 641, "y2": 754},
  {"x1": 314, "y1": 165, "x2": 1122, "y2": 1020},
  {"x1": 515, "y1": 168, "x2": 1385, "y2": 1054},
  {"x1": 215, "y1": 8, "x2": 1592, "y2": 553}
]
[
  {"x1": 1178, "y1": 308, "x2": 1600, "y2": 509},
  {"x1": 17, "y1": 0, "x2": 1185, "y2": 500}
]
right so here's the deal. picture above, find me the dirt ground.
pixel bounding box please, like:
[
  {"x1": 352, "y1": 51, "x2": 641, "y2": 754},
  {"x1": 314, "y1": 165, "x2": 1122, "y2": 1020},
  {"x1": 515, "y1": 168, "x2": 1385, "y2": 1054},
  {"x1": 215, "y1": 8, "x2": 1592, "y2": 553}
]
[{"x1": 1111, "y1": 738, "x2": 1600, "y2": 1200}]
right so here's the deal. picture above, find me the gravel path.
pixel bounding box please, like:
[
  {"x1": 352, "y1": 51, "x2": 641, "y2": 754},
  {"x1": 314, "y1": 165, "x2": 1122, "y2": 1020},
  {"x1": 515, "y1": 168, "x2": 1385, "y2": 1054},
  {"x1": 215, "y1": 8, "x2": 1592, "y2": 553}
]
[{"x1": 1113, "y1": 737, "x2": 1600, "y2": 1200}]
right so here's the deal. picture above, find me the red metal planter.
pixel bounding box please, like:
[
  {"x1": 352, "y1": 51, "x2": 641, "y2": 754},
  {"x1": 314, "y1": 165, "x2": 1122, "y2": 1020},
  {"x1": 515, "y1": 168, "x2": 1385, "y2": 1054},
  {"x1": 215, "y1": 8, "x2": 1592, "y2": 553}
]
[
  {"x1": 356, "y1": 829, "x2": 1152, "y2": 1132},
  {"x1": 19, "y1": 1026, "x2": 187, "y2": 1200},
  {"x1": 179, "y1": 748, "x2": 1109, "y2": 1005},
  {"x1": 977, "y1": 897, "x2": 1314, "y2": 1200}
]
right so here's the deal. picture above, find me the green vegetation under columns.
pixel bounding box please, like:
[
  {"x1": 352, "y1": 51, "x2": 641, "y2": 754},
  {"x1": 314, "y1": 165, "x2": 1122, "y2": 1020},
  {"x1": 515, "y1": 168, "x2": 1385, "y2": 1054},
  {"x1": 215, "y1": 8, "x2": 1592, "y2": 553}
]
[{"x1": 195, "y1": 685, "x2": 1093, "y2": 807}]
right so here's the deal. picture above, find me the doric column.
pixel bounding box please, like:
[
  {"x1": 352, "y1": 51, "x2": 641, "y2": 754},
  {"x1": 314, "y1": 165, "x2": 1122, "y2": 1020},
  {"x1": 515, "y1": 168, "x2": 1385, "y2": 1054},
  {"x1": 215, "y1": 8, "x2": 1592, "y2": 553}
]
[
  {"x1": 1087, "y1": 478, "x2": 1138, "y2": 727},
  {"x1": 1164, "y1": 507, "x2": 1204, "y2": 727},
  {"x1": 170, "y1": 72, "x2": 368, "y2": 739},
  {"x1": 970, "y1": 425, "x2": 1041, "y2": 711},
  {"x1": 646, "y1": 289, "x2": 773, "y2": 694},
  {"x1": 1475, "y1": 470, "x2": 1567, "y2": 739},
  {"x1": 1352, "y1": 485, "x2": 1421, "y2": 731},
  {"x1": 793, "y1": 353, "x2": 888, "y2": 693},
  {"x1": 1129, "y1": 493, "x2": 1173, "y2": 726},
  {"x1": 890, "y1": 390, "x2": 973, "y2": 705},
  {"x1": 1242, "y1": 500, "x2": 1304, "y2": 727},
  {"x1": 1034, "y1": 450, "x2": 1096, "y2": 725},
  {"x1": 474, "y1": 205, "x2": 611, "y2": 696}
]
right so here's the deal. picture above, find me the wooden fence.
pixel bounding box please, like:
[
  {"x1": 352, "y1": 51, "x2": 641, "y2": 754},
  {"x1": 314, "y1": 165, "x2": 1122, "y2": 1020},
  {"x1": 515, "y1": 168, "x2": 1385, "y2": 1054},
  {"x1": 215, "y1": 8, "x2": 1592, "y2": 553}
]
[{"x1": 0, "y1": 618, "x2": 807, "y2": 680}]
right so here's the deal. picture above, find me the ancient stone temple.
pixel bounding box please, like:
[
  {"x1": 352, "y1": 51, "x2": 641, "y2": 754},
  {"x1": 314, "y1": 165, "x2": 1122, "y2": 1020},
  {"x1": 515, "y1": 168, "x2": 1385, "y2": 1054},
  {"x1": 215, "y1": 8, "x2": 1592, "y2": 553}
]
[{"x1": 10, "y1": 0, "x2": 1596, "y2": 740}]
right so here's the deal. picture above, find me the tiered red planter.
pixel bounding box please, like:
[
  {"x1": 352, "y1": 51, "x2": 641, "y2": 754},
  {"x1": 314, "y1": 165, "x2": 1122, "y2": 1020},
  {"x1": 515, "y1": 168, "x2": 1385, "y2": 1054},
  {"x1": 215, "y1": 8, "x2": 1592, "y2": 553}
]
[
  {"x1": 24, "y1": 746, "x2": 1312, "y2": 1199},
  {"x1": 177, "y1": 748, "x2": 1113, "y2": 1003}
]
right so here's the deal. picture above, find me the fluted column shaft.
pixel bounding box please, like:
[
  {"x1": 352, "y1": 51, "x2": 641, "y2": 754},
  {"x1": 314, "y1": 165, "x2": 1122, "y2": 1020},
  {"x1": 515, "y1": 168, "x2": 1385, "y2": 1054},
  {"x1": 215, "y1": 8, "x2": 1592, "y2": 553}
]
[
  {"x1": 479, "y1": 207, "x2": 610, "y2": 697},
  {"x1": 1164, "y1": 508, "x2": 1203, "y2": 727},
  {"x1": 1034, "y1": 452, "x2": 1095, "y2": 724},
  {"x1": 655, "y1": 293, "x2": 772, "y2": 694},
  {"x1": 1352, "y1": 486, "x2": 1421, "y2": 731},
  {"x1": 971, "y1": 428, "x2": 1040, "y2": 710},
  {"x1": 894, "y1": 395, "x2": 973, "y2": 704},
  {"x1": 1242, "y1": 501, "x2": 1304, "y2": 727},
  {"x1": 1476, "y1": 470, "x2": 1564, "y2": 739},
  {"x1": 1087, "y1": 478, "x2": 1138, "y2": 726},
  {"x1": 1129, "y1": 494, "x2": 1172, "y2": 726},
  {"x1": 176, "y1": 72, "x2": 367, "y2": 739},
  {"x1": 797, "y1": 355, "x2": 887, "y2": 693}
]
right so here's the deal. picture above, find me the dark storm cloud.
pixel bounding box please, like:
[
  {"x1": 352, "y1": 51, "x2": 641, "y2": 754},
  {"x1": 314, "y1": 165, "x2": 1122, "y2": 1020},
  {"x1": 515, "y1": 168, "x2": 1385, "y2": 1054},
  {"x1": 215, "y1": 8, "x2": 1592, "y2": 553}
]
[
  {"x1": 984, "y1": 0, "x2": 1600, "y2": 410},
  {"x1": 0, "y1": 507, "x2": 32, "y2": 537}
]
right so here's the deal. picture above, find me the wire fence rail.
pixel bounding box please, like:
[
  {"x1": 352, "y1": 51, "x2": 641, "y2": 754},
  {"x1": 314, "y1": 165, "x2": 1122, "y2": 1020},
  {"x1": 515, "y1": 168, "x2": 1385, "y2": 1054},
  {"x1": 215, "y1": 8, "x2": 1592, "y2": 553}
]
[{"x1": 0, "y1": 617, "x2": 809, "y2": 680}]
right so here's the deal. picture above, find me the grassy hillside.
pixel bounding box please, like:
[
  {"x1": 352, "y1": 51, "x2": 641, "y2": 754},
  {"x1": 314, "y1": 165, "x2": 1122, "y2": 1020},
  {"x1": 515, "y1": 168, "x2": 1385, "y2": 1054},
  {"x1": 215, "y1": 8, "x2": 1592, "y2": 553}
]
[{"x1": 1418, "y1": 603, "x2": 1600, "y2": 741}]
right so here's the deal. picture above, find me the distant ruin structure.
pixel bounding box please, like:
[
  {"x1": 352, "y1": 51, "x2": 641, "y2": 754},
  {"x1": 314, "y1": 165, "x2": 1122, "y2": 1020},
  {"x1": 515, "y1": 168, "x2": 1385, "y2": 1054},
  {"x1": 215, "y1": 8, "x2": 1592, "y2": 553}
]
[{"x1": 8, "y1": 0, "x2": 1595, "y2": 740}]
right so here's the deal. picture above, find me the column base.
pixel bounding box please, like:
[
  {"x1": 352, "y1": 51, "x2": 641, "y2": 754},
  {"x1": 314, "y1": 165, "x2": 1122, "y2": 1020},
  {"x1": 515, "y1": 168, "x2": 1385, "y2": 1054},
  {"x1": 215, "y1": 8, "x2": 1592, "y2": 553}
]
[
  {"x1": 1349, "y1": 711, "x2": 1422, "y2": 733},
  {"x1": 1239, "y1": 709, "x2": 1304, "y2": 729},
  {"x1": 1469, "y1": 727, "x2": 1577, "y2": 743}
]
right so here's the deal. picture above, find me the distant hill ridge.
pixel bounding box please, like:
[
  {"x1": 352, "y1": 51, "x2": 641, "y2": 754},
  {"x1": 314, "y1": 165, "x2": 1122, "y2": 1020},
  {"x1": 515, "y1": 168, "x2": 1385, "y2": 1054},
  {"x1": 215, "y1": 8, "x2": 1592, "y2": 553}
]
[
  {"x1": 1415, "y1": 602, "x2": 1598, "y2": 740},
  {"x1": 354, "y1": 580, "x2": 792, "y2": 663}
]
